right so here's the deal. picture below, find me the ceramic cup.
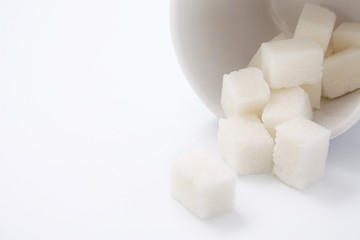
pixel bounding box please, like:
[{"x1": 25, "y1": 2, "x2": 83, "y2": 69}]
[{"x1": 170, "y1": 0, "x2": 360, "y2": 138}]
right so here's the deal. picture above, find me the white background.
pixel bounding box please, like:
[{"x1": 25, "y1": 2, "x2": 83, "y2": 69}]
[{"x1": 0, "y1": 1, "x2": 360, "y2": 239}]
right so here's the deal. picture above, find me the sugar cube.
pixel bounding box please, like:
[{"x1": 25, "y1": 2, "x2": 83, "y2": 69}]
[
  {"x1": 301, "y1": 80, "x2": 322, "y2": 109},
  {"x1": 248, "y1": 33, "x2": 289, "y2": 69},
  {"x1": 221, "y1": 67, "x2": 270, "y2": 117},
  {"x1": 217, "y1": 115, "x2": 274, "y2": 175},
  {"x1": 332, "y1": 22, "x2": 360, "y2": 52},
  {"x1": 273, "y1": 117, "x2": 330, "y2": 190},
  {"x1": 170, "y1": 150, "x2": 237, "y2": 219},
  {"x1": 293, "y1": 3, "x2": 336, "y2": 52},
  {"x1": 322, "y1": 48, "x2": 360, "y2": 98},
  {"x1": 261, "y1": 38, "x2": 323, "y2": 89},
  {"x1": 262, "y1": 87, "x2": 313, "y2": 137}
]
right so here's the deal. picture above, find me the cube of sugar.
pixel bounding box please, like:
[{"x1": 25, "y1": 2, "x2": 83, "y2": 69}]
[
  {"x1": 273, "y1": 117, "x2": 330, "y2": 190},
  {"x1": 332, "y1": 22, "x2": 360, "y2": 52},
  {"x1": 293, "y1": 3, "x2": 336, "y2": 52},
  {"x1": 261, "y1": 38, "x2": 324, "y2": 89},
  {"x1": 248, "y1": 33, "x2": 290, "y2": 69},
  {"x1": 262, "y1": 87, "x2": 313, "y2": 137},
  {"x1": 322, "y1": 48, "x2": 360, "y2": 98},
  {"x1": 221, "y1": 67, "x2": 270, "y2": 117},
  {"x1": 217, "y1": 115, "x2": 274, "y2": 175},
  {"x1": 301, "y1": 80, "x2": 321, "y2": 109},
  {"x1": 170, "y1": 150, "x2": 237, "y2": 219}
]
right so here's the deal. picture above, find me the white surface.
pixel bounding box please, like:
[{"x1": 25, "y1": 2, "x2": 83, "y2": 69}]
[{"x1": 0, "y1": 1, "x2": 359, "y2": 239}]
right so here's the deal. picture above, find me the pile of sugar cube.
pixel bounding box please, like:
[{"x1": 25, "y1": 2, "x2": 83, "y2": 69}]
[{"x1": 171, "y1": 3, "x2": 360, "y2": 219}]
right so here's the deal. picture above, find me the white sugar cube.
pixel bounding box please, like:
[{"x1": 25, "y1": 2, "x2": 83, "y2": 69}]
[
  {"x1": 262, "y1": 87, "x2": 313, "y2": 137},
  {"x1": 293, "y1": 3, "x2": 336, "y2": 52},
  {"x1": 261, "y1": 38, "x2": 323, "y2": 89},
  {"x1": 170, "y1": 150, "x2": 237, "y2": 219},
  {"x1": 322, "y1": 48, "x2": 360, "y2": 98},
  {"x1": 221, "y1": 67, "x2": 270, "y2": 117},
  {"x1": 248, "y1": 33, "x2": 289, "y2": 69},
  {"x1": 217, "y1": 115, "x2": 274, "y2": 175},
  {"x1": 332, "y1": 22, "x2": 360, "y2": 52},
  {"x1": 301, "y1": 80, "x2": 322, "y2": 109},
  {"x1": 273, "y1": 117, "x2": 330, "y2": 190}
]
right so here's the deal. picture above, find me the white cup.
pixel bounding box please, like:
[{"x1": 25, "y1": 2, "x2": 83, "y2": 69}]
[{"x1": 170, "y1": 0, "x2": 360, "y2": 138}]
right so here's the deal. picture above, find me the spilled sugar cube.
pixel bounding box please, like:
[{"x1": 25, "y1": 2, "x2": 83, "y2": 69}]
[
  {"x1": 273, "y1": 117, "x2": 331, "y2": 190},
  {"x1": 332, "y1": 22, "x2": 360, "y2": 52},
  {"x1": 248, "y1": 33, "x2": 289, "y2": 69},
  {"x1": 262, "y1": 87, "x2": 313, "y2": 137},
  {"x1": 221, "y1": 67, "x2": 270, "y2": 117},
  {"x1": 217, "y1": 115, "x2": 274, "y2": 175},
  {"x1": 322, "y1": 48, "x2": 360, "y2": 99},
  {"x1": 170, "y1": 150, "x2": 237, "y2": 219},
  {"x1": 261, "y1": 38, "x2": 324, "y2": 89},
  {"x1": 293, "y1": 3, "x2": 336, "y2": 52}
]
